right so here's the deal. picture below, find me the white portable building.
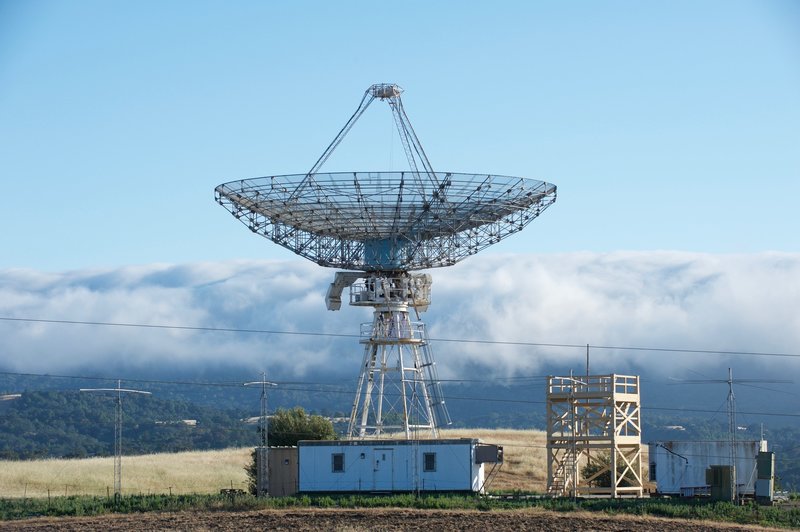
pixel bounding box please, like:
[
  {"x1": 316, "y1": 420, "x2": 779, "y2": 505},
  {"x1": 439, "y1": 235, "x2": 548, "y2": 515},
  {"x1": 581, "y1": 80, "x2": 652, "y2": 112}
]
[
  {"x1": 298, "y1": 438, "x2": 501, "y2": 493},
  {"x1": 648, "y1": 440, "x2": 767, "y2": 496}
]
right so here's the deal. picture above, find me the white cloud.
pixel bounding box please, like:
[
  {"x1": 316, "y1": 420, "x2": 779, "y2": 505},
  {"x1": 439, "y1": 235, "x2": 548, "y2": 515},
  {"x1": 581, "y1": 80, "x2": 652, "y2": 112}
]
[
  {"x1": 0, "y1": 252, "x2": 797, "y2": 382},
  {"x1": 428, "y1": 252, "x2": 800, "y2": 379}
]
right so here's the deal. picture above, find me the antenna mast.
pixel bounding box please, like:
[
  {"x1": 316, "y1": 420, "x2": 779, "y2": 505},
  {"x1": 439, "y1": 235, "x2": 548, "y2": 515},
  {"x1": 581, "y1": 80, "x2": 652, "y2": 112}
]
[
  {"x1": 244, "y1": 372, "x2": 277, "y2": 496},
  {"x1": 676, "y1": 368, "x2": 791, "y2": 503},
  {"x1": 726, "y1": 368, "x2": 736, "y2": 504},
  {"x1": 80, "y1": 380, "x2": 152, "y2": 498}
]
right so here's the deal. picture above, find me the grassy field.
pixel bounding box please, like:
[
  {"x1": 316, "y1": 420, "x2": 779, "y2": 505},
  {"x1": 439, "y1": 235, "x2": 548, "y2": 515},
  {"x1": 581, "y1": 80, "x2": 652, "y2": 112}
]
[
  {"x1": 0, "y1": 448, "x2": 252, "y2": 498},
  {"x1": 440, "y1": 428, "x2": 549, "y2": 492},
  {"x1": 0, "y1": 428, "x2": 588, "y2": 498}
]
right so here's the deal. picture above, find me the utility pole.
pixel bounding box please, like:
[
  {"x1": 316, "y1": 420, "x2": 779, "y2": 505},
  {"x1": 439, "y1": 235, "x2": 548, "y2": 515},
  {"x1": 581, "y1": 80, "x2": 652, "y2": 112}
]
[
  {"x1": 80, "y1": 380, "x2": 152, "y2": 499},
  {"x1": 244, "y1": 372, "x2": 276, "y2": 497},
  {"x1": 585, "y1": 344, "x2": 590, "y2": 379},
  {"x1": 726, "y1": 368, "x2": 736, "y2": 504}
]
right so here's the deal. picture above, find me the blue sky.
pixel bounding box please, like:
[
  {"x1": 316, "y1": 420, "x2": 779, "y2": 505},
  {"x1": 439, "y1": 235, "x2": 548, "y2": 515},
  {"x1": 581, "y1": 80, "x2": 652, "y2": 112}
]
[
  {"x1": 1, "y1": 1, "x2": 798, "y2": 271},
  {"x1": 0, "y1": 0, "x2": 799, "y2": 423}
]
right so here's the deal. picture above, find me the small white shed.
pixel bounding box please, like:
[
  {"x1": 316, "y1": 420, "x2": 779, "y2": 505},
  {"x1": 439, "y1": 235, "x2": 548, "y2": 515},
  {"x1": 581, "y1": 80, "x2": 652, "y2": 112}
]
[
  {"x1": 648, "y1": 440, "x2": 767, "y2": 496},
  {"x1": 298, "y1": 438, "x2": 502, "y2": 493}
]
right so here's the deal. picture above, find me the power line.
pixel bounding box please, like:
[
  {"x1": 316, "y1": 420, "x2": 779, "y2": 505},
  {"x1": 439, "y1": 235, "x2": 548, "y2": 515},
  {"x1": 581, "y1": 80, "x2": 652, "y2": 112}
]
[
  {"x1": 1, "y1": 315, "x2": 797, "y2": 359},
  {"x1": 2, "y1": 369, "x2": 799, "y2": 419},
  {"x1": 0, "y1": 316, "x2": 357, "y2": 339},
  {"x1": 3, "y1": 369, "x2": 761, "y2": 388},
  {"x1": 0, "y1": 370, "x2": 246, "y2": 388}
]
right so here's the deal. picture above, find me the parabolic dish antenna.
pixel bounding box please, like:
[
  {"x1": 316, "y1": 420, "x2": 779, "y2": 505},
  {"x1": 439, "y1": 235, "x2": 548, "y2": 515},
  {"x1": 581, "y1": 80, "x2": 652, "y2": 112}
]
[{"x1": 216, "y1": 84, "x2": 556, "y2": 439}]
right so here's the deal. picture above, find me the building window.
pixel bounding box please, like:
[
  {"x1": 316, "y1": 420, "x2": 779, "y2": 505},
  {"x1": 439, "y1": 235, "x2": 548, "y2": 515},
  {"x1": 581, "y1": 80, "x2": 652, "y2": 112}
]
[
  {"x1": 423, "y1": 452, "x2": 436, "y2": 472},
  {"x1": 332, "y1": 453, "x2": 345, "y2": 473}
]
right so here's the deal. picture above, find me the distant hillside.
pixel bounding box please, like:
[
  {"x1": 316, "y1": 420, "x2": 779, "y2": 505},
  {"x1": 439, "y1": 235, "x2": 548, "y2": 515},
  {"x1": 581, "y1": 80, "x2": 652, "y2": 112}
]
[
  {"x1": 0, "y1": 391, "x2": 258, "y2": 460},
  {"x1": 0, "y1": 376, "x2": 798, "y2": 490}
]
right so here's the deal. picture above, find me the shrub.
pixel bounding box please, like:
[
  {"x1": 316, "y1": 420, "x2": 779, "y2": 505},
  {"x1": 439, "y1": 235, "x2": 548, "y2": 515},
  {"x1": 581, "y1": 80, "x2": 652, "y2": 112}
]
[{"x1": 245, "y1": 407, "x2": 336, "y2": 494}]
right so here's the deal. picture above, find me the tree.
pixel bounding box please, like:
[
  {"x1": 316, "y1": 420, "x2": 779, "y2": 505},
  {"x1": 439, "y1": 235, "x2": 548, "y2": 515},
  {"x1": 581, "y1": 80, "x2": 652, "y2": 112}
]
[
  {"x1": 268, "y1": 406, "x2": 337, "y2": 446},
  {"x1": 245, "y1": 407, "x2": 336, "y2": 494}
]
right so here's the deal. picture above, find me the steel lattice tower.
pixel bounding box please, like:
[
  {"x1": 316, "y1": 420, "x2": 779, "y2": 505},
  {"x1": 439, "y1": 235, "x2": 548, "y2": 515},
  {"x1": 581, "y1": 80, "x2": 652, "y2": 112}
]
[{"x1": 216, "y1": 84, "x2": 557, "y2": 439}]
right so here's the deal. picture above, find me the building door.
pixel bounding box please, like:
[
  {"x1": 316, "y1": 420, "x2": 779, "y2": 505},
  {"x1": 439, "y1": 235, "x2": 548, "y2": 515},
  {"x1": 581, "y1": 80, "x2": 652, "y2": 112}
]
[{"x1": 372, "y1": 448, "x2": 394, "y2": 491}]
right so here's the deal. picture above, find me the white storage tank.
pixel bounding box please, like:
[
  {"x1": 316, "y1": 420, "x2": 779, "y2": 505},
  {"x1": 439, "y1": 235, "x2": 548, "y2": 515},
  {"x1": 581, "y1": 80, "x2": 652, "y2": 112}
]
[{"x1": 298, "y1": 438, "x2": 502, "y2": 493}]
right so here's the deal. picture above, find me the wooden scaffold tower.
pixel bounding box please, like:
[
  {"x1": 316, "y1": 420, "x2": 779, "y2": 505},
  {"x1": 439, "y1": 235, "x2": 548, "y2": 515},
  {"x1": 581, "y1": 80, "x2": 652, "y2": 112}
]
[{"x1": 546, "y1": 374, "x2": 643, "y2": 498}]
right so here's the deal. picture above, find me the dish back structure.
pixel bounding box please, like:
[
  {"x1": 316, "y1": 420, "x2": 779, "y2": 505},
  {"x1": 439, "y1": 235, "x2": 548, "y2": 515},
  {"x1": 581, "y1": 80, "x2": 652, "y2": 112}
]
[{"x1": 216, "y1": 84, "x2": 557, "y2": 439}]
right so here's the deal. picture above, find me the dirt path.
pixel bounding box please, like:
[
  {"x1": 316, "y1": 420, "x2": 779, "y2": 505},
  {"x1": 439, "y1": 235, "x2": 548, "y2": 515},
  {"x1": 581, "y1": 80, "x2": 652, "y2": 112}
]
[{"x1": 0, "y1": 508, "x2": 784, "y2": 531}]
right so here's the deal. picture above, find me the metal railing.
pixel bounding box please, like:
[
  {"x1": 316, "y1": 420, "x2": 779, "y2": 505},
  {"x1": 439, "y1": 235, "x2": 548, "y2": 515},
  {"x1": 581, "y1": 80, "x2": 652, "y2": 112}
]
[
  {"x1": 359, "y1": 320, "x2": 426, "y2": 342},
  {"x1": 547, "y1": 374, "x2": 639, "y2": 396}
]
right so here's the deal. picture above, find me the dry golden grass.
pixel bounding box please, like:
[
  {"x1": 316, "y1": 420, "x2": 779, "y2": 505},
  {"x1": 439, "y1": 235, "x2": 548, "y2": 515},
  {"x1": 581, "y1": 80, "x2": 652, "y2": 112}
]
[
  {"x1": 0, "y1": 429, "x2": 648, "y2": 498},
  {"x1": 440, "y1": 428, "x2": 548, "y2": 492},
  {"x1": 0, "y1": 448, "x2": 251, "y2": 498}
]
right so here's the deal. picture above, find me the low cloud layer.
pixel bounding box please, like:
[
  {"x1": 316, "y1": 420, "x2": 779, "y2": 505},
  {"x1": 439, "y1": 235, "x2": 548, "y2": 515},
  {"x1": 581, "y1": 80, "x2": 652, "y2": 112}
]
[{"x1": 1, "y1": 252, "x2": 798, "y2": 382}]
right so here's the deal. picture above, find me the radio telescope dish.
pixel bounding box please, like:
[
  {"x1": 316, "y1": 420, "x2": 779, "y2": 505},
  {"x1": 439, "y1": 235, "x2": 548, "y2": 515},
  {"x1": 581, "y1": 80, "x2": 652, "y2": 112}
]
[
  {"x1": 215, "y1": 84, "x2": 557, "y2": 439},
  {"x1": 216, "y1": 171, "x2": 555, "y2": 271}
]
